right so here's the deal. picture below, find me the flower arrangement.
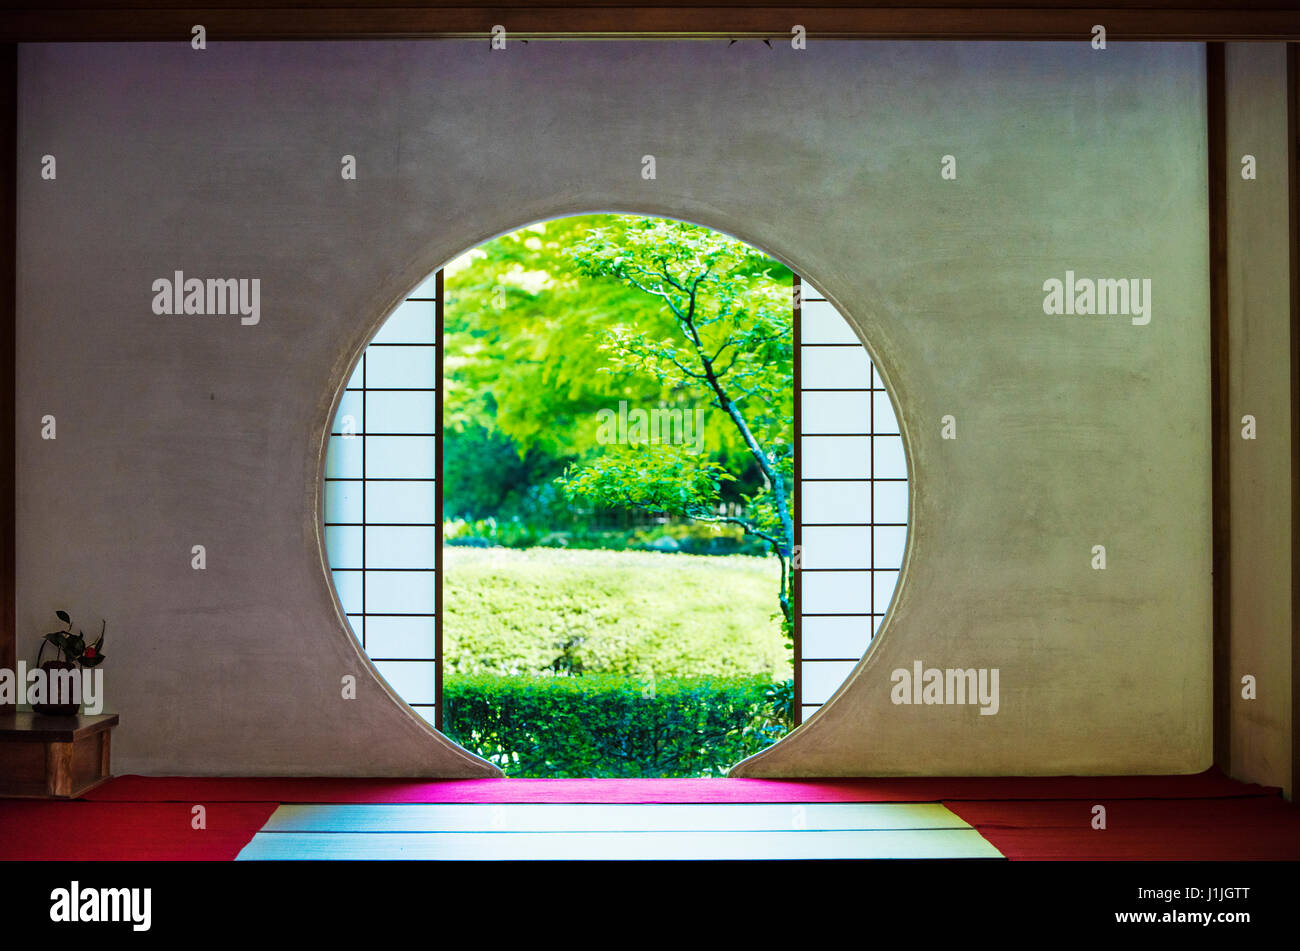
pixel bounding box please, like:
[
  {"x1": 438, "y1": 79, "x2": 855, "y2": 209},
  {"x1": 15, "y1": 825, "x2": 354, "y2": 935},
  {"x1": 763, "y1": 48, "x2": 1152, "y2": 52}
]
[{"x1": 39, "y1": 610, "x2": 107, "y2": 669}]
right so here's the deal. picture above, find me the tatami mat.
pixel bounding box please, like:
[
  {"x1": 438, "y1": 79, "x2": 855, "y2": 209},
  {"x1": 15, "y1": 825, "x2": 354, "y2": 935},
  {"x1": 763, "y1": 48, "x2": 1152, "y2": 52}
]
[{"x1": 237, "y1": 801, "x2": 1002, "y2": 860}]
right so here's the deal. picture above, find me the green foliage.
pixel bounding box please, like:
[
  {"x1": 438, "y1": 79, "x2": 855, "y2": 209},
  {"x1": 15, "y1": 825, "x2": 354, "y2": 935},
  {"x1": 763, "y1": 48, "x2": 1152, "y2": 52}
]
[
  {"x1": 566, "y1": 216, "x2": 794, "y2": 453},
  {"x1": 441, "y1": 423, "x2": 571, "y2": 525},
  {"x1": 442, "y1": 214, "x2": 792, "y2": 519},
  {"x1": 765, "y1": 677, "x2": 796, "y2": 733},
  {"x1": 442, "y1": 673, "x2": 789, "y2": 777},
  {"x1": 436, "y1": 218, "x2": 797, "y2": 777},
  {"x1": 557, "y1": 215, "x2": 795, "y2": 595},
  {"x1": 630, "y1": 520, "x2": 767, "y2": 556},
  {"x1": 558, "y1": 443, "x2": 735, "y2": 519},
  {"x1": 441, "y1": 547, "x2": 787, "y2": 678},
  {"x1": 443, "y1": 516, "x2": 549, "y2": 550},
  {"x1": 443, "y1": 517, "x2": 769, "y2": 556},
  {"x1": 742, "y1": 454, "x2": 795, "y2": 545},
  {"x1": 440, "y1": 214, "x2": 796, "y2": 682},
  {"x1": 444, "y1": 216, "x2": 742, "y2": 462}
]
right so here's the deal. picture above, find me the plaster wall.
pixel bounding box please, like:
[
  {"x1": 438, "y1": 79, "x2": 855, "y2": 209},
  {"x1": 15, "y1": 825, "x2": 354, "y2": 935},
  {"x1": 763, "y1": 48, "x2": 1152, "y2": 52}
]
[
  {"x1": 16, "y1": 40, "x2": 1211, "y2": 776},
  {"x1": 1223, "y1": 43, "x2": 1293, "y2": 795}
]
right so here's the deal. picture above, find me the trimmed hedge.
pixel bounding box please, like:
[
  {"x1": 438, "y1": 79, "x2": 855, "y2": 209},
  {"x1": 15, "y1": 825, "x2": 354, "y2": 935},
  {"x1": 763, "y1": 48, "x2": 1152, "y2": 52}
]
[
  {"x1": 442, "y1": 673, "x2": 791, "y2": 777},
  {"x1": 441, "y1": 547, "x2": 787, "y2": 680}
]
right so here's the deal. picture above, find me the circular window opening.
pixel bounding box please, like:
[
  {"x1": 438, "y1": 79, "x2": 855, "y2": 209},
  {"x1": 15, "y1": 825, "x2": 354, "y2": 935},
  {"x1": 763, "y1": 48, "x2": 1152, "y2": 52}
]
[{"x1": 323, "y1": 214, "x2": 908, "y2": 772}]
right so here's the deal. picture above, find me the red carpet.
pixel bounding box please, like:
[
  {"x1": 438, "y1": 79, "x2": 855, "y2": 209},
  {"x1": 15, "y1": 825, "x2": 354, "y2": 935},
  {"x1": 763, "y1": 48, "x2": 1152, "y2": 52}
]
[
  {"x1": 82, "y1": 768, "x2": 1274, "y2": 804},
  {"x1": 0, "y1": 802, "x2": 277, "y2": 861},
  {"x1": 3, "y1": 769, "x2": 1295, "y2": 860},
  {"x1": 946, "y1": 797, "x2": 1300, "y2": 861}
]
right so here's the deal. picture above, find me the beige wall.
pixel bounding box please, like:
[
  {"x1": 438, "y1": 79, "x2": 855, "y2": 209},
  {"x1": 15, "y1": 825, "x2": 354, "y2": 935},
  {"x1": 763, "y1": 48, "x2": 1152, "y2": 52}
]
[
  {"x1": 1223, "y1": 43, "x2": 1293, "y2": 795},
  {"x1": 17, "y1": 41, "x2": 1212, "y2": 777}
]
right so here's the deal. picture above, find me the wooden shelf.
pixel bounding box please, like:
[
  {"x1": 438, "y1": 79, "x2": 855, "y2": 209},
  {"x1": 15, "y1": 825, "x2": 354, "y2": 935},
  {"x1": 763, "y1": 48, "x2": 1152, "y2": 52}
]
[{"x1": 0, "y1": 711, "x2": 118, "y2": 798}]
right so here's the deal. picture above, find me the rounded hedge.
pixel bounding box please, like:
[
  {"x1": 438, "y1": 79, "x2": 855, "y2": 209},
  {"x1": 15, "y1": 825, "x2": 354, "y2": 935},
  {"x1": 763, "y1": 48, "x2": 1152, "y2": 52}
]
[{"x1": 442, "y1": 673, "x2": 791, "y2": 777}]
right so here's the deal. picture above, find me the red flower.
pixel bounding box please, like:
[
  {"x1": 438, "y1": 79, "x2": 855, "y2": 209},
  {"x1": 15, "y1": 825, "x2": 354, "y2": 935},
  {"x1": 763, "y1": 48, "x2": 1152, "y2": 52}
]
[{"x1": 84, "y1": 647, "x2": 97, "y2": 659}]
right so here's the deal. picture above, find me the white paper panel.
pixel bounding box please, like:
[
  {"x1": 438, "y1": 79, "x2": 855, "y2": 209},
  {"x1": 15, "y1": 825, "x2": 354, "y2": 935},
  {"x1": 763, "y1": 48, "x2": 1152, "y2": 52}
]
[
  {"x1": 801, "y1": 526, "x2": 871, "y2": 570},
  {"x1": 801, "y1": 436, "x2": 869, "y2": 479},
  {"x1": 800, "y1": 480, "x2": 871, "y2": 524},
  {"x1": 801, "y1": 661, "x2": 860, "y2": 704},
  {"x1": 801, "y1": 570, "x2": 871, "y2": 614},
  {"x1": 801, "y1": 615, "x2": 872, "y2": 660},
  {"x1": 800, "y1": 299, "x2": 859, "y2": 344},
  {"x1": 801, "y1": 345, "x2": 872, "y2": 390},
  {"x1": 801, "y1": 390, "x2": 870, "y2": 434}
]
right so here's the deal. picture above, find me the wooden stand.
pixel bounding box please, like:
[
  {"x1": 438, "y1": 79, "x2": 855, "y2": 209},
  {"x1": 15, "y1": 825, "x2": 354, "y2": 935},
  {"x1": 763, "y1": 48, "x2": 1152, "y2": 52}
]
[{"x1": 0, "y1": 711, "x2": 118, "y2": 798}]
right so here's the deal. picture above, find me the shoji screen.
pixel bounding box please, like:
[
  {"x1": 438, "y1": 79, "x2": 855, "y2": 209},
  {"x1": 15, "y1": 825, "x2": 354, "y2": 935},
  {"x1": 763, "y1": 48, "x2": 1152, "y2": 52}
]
[
  {"x1": 324, "y1": 271, "x2": 442, "y2": 726},
  {"x1": 796, "y1": 279, "x2": 908, "y2": 723}
]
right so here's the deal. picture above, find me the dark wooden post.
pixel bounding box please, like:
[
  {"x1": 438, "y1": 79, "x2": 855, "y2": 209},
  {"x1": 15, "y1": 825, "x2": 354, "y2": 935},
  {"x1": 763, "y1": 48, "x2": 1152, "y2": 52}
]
[{"x1": 0, "y1": 43, "x2": 16, "y2": 705}]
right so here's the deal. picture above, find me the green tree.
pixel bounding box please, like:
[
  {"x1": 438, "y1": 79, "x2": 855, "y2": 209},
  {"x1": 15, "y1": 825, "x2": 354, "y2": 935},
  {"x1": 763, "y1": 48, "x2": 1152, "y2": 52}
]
[
  {"x1": 443, "y1": 215, "x2": 787, "y2": 520},
  {"x1": 556, "y1": 217, "x2": 795, "y2": 636},
  {"x1": 445, "y1": 217, "x2": 742, "y2": 459}
]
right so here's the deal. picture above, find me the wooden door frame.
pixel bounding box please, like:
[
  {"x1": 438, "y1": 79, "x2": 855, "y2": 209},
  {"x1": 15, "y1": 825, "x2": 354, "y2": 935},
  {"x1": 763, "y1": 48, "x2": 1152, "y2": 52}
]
[
  {"x1": 1288, "y1": 42, "x2": 1299, "y2": 799},
  {"x1": 792, "y1": 274, "x2": 803, "y2": 723},
  {"x1": 1, "y1": 43, "x2": 14, "y2": 692},
  {"x1": 1207, "y1": 43, "x2": 1231, "y2": 772},
  {"x1": 3, "y1": 3, "x2": 1300, "y2": 42}
]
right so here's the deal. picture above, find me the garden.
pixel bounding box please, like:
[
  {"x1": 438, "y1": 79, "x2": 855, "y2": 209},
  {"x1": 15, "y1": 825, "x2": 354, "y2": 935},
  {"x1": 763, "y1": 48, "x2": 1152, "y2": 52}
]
[{"x1": 437, "y1": 214, "x2": 795, "y2": 776}]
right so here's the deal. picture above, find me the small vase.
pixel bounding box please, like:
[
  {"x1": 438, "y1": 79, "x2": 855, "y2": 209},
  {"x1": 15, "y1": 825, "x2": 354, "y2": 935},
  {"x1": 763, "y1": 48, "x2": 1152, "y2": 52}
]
[{"x1": 32, "y1": 660, "x2": 82, "y2": 716}]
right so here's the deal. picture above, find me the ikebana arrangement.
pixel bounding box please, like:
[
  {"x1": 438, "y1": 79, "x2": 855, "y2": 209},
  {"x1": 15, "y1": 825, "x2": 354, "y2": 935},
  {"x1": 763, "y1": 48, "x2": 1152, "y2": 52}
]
[{"x1": 34, "y1": 610, "x2": 106, "y2": 715}]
